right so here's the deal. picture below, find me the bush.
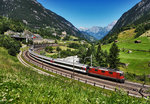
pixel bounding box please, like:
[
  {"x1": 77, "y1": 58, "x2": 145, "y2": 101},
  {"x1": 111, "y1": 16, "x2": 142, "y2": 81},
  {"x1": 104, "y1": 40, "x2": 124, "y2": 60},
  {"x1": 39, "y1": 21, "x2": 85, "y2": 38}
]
[
  {"x1": 68, "y1": 43, "x2": 80, "y2": 49},
  {"x1": 8, "y1": 47, "x2": 17, "y2": 56},
  {"x1": 135, "y1": 23, "x2": 150, "y2": 38},
  {"x1": 60, "y1": 49, "x2": 78, "y2": 58},
  {"x1": 56, "y1": 47, "x2": 61, "y2": 52},
  {"x1": 40, "y1": 50, "x2": 46, "y2": 55},
  {"x1": 0, "y1": 35, "x2": 21, "y2": 56},
  {"x1": 63, "y1": 35, "x2": 70, "y2": 41},
  {"x1": 0, "y1": 16, "x2": 25, "y2": 34},
  {"x1": 45, "y1": 46, "x2": 53, "y2": 53}
]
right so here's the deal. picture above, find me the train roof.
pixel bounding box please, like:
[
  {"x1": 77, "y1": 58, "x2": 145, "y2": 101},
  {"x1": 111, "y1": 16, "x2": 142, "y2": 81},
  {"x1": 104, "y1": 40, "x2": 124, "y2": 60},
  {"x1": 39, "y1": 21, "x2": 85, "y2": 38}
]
[
  {"x1": 54, "y1": 58, "x2": 88, "y2": 67},
  {"x1": 29, "y1": 49, "x2": 87, "y2": 67}
]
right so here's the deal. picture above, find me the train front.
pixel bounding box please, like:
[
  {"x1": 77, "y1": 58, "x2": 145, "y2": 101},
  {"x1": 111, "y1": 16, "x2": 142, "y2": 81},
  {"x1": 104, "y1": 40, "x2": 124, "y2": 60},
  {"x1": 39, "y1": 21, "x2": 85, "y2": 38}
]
[{"x1": 119, "y1": 72, "x2": 125, "y2": 83}]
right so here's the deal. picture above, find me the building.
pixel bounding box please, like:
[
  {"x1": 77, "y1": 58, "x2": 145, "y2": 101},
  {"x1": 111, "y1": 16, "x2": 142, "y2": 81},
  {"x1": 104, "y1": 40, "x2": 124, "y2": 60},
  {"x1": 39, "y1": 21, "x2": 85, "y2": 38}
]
[{"x1": 62, "y1": 31, "x2": 67, "y2": 35}]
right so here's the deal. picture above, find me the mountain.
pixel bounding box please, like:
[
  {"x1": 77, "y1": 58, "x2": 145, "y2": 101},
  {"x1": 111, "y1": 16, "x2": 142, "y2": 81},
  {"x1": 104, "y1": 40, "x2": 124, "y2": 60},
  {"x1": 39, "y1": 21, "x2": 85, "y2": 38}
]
[
  {"x1": 102, "y1": 0, "x2": 150, "y2": 44},
  {"x1": 79, "y1": 26, "x2": 109, "y2": 40},
  {"x1": 0, "y1": 0, "x2": 88, "y2": 39},
  {"x1": 80, "y1": 31, "x2": 97, "y2": 42},
  {"x1": 111, "y1": 0, "x2": 150, "y2": 32},
  {"x1": 79, "y1": 21, "x2": 117, "y2": 40}
]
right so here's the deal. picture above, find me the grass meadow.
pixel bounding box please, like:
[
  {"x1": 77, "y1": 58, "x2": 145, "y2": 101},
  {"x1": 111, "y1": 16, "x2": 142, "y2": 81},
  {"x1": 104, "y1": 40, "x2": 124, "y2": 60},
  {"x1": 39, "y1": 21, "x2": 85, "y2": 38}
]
[{"x1": 102, "y1": 29, "x2": 150, "y2": 76}]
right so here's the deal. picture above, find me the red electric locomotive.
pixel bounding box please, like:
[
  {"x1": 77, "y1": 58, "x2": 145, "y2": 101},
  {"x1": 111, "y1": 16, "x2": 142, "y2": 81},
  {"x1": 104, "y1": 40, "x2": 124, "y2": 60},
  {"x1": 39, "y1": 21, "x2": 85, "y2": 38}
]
[{"x1": 86, "y1": 66, "x2": 125, "y2": 83}]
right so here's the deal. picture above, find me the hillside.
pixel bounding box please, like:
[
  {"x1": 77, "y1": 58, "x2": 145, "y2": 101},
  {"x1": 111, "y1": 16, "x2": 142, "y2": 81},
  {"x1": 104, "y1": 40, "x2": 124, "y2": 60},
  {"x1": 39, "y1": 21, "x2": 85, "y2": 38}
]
[
  {"x1": 0, "y1": 0, "x2": 88, "y2": 39},
  {"x1": 112, "y1": 0, "x2": 150, "y2": 32},
  {"x1": 1, "y1": 47, "x2": 148, "y2": 103},
  {"x1": 100, "y1": 0, "x2": 150, "y2": 76},
  {"x1": 102, "y1": 29, "x2": 150, "y2": 77},
  {"x1": 80, "y1": 31, "x2": 97, "y2": 42},
  {"x1": 102, "y1": 0, "x2": 150, "y2": 44}
]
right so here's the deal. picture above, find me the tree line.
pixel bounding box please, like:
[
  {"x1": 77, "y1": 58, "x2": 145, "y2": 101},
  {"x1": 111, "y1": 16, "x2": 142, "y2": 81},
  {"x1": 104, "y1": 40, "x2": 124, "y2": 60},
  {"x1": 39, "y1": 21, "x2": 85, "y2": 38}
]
[
  {"x1": 78, "y1": 42, "x2": 120, "y2": 70},
  {"x1": 45, "y1": 42, "x2": 120, "y2": 70},
  {"x1": 135, "y1": 23, "x2": 150, "y2": 38},
  {"x1": 0, "y1": 16, "x2": 26, "y2": 34}
]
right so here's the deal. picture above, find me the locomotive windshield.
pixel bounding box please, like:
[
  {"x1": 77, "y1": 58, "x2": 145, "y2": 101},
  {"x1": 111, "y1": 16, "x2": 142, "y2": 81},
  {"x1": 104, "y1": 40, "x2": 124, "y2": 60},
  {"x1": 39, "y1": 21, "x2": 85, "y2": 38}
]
[{"x1": 120, "y1": 73, "x2": 124, "y2": 76}]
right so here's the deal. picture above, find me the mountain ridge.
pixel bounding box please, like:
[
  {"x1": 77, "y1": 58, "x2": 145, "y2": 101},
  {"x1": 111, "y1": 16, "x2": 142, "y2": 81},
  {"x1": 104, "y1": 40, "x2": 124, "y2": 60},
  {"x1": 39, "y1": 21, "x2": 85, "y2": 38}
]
[
  {"x1": 102, "y1": 0, "x2": 150, "y2": 44},
  {"x1": 0, "y1": 0, "x2": 90, "y2": 40},
  {"x1": 111, "y1": 0, "x2": 150, "y2": 32}
]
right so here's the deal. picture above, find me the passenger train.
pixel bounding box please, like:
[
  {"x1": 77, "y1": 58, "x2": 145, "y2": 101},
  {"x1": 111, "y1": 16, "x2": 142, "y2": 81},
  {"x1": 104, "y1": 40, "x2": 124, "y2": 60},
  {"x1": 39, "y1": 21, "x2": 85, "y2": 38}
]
[{"x1": 29, "y1": 49, "x2": 125, "y2": 83}]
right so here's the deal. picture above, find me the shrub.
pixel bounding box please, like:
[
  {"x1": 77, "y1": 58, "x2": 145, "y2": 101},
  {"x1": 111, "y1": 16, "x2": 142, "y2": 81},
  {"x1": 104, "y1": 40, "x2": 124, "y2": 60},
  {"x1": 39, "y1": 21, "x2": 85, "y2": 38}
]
[
  {"x1": 56, "y1": 47, "x2": 61, "y2": 52},
  {"x1": 0, "y1": 35, "x2": 21, "y2": 56},
  {"x1": 8, "y1": 47, "x2": 17, "y2": 56},
  {"x1": 68, "y1": 43, "x2": 80, "y2": 49},
  {"x1": 45, "y1": 46, "x2": 53, "y2": 53}
]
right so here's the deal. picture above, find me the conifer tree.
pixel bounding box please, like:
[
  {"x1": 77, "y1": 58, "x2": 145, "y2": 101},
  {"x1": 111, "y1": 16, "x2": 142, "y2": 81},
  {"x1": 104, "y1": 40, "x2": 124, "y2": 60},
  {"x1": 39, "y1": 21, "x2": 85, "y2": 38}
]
[
  {"x1": 96, "y1": 44, "x2": 105, "y2": 67},
  {"x1": 108, "y1": 42, "x2": 120, "y2": 69},
  {"x1": 103, "y1": 50, "x2": 108, "y2": 67},
  {"x1": 78, "y1": 46, "x2": 87, "y2": 63}
]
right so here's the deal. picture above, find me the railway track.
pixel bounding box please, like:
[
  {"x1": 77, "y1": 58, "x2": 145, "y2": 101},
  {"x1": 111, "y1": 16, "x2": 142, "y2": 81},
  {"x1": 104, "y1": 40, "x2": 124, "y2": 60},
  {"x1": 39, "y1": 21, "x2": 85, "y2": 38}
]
[{"x1": 23, "y1": 50, "x2": 150, "y2": 98}]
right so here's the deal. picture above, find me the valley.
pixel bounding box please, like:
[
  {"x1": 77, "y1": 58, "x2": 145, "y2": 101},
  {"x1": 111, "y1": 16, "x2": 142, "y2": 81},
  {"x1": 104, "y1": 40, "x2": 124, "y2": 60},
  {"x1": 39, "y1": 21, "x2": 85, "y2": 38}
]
[{"x1": 0, "y1": 0, "x2": 150, "y2": 103}]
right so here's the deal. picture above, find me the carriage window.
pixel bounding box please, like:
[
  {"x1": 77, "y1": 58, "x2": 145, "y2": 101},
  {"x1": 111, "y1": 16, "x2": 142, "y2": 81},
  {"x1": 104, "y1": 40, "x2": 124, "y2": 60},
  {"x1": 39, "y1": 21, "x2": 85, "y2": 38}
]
[
  {"x1": 95, "y1": 69, "x2": 98, "y2": 71},
  {"x1": 109, "y1": 72, "x2": 113, "y2": 74},
  {"x1": 101, "y1": 70, "x2": 105, "y2": 73}
]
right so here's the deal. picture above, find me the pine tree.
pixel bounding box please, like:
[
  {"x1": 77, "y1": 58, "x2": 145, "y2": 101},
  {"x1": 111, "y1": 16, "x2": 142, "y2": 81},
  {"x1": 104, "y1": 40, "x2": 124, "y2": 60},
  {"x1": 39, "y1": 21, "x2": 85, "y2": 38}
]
[
  {"x1": 78, "y1": 46, "x2": 87, "y2": 63},
  {"x1": 92, "y1": 55, "x2": 99, "y2": 67},
  {"x1": 103, "y1": 50, "x2": 108, "y2": 67},
  {"x1": 96, "y1": 44, "x2": 105, "y2": 67},
  {"x1": 96, "y1": 44, "x2": 101, "y2": 58},
  {"x1": 108, "y1": 42, "x2": 120, "y2": 69}
]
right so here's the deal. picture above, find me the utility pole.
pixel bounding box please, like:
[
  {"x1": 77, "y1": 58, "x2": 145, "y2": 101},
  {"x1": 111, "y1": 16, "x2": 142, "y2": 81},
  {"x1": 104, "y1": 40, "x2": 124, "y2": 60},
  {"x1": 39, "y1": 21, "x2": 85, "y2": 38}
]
[
  {"x1": 91, "y1": 54, "x2": 92, "y2": 67},
  {"x1": 42, "y1": 57, "x2": 43, "y2": 68},
  {"x1": 73, "y1": 56, "x2": 75, "y2": 78},
  {"x1": 59, "y1": 51, "x2": 60, "y2": 58},
  {"x1": 26, "y1": 35, "x2": 28, "y2": 43},
  {"x1": 84, "y1": 55, "x2": 93, "y2": 67}
]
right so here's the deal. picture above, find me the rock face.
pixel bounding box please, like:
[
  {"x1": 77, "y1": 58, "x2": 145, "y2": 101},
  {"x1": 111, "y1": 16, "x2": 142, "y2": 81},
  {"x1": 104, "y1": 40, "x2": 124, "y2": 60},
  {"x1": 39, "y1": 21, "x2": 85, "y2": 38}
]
[
  {"x1": 79, "y1": 26, "x2": 109, "y2": 40},
  {"x1": 112, "y1": 0, "x2": 150, "y2": 32},
  {"x1": 0, "y1": 0, "x2": 84, "y2": 38}
]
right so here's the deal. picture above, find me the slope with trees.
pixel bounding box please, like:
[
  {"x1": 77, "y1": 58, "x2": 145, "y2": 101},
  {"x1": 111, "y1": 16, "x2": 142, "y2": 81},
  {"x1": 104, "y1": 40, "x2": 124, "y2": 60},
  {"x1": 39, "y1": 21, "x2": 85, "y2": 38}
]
[
  {"x1": 78, "y1": 43, "x2": 120, "y2": 70},
  {"x1": 0, "y1": 0, "x2": 92, "y2": 41},
  {"x1": 101, "y1": 0, "x2": 150, "y2": 44}
]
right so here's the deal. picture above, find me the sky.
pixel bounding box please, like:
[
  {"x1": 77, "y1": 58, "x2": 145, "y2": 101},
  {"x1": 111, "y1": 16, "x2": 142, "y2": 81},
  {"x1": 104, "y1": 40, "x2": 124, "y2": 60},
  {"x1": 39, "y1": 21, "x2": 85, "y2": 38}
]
[{"x1": 37, "y1": 0, "x2": 141, "y2": 28}]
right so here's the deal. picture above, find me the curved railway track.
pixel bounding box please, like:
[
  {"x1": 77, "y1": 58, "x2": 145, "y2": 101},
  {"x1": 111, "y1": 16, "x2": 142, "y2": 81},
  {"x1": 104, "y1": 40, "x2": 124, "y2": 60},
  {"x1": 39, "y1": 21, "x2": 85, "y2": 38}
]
[{"x1": 23, "y1": 50, "x2": 150, "y2": 98}]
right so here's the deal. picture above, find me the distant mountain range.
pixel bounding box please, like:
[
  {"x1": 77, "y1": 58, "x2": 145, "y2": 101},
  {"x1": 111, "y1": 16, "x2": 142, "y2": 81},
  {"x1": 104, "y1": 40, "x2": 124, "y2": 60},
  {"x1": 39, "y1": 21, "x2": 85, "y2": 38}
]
[
  {"x1": 0, "y1": 0, "x2": 93, "y2": 41},
  {"x1": 79, "y1": 21, "x2": 117, "y2": 40}
]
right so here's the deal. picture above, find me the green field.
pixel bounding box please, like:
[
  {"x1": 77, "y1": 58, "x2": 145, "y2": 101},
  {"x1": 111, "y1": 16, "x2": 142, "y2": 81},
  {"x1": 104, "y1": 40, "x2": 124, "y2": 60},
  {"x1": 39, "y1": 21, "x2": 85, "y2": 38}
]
[
  {"x1": 0, "y1": 47, "x2": 149, "y2": 103},
  {"x1": 102, "y1": 29, "x2": 150, "y2": 76}
]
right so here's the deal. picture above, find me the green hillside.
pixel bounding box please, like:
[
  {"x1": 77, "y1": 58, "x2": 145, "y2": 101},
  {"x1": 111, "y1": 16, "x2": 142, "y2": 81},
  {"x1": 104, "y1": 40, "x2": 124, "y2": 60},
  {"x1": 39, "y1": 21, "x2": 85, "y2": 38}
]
[
  {"x1": 0, "y1": 47, "x2": 149, "y2": 103},
  {"x1": 101, "y1": 0, "x2": 150, "y2": 45},
  {"x1": 102, "y1": 29, "x2": 150, "y2": 76},
  {"x1": 0, "y1": 0, "x2": 92, "y2": 41}
]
